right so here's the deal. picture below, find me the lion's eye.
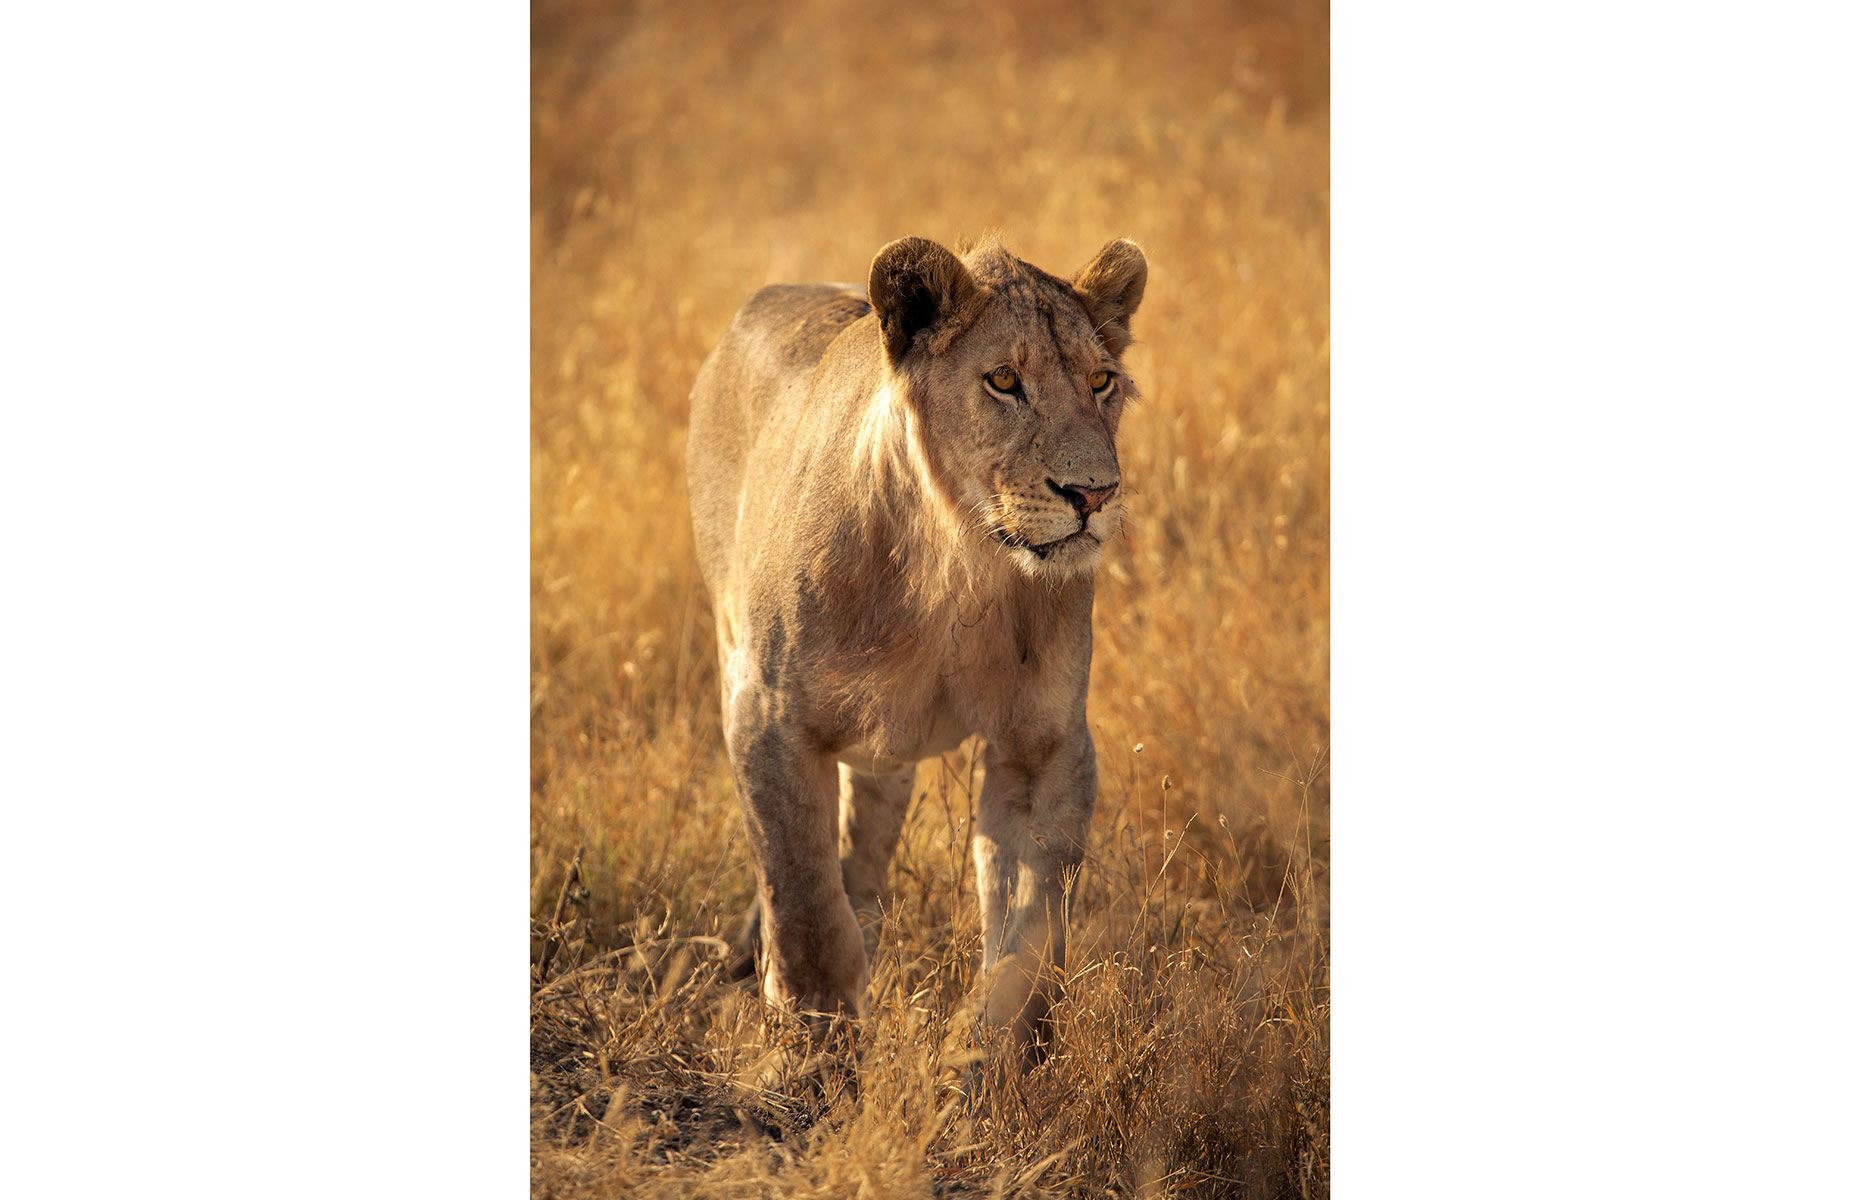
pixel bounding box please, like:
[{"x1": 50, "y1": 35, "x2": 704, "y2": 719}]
[
  {"x1": 986, "y1": 367, "x2": 1021, "y2": 394},
  {"x1": 1089, "y1": 369, "x2": 1112, "y2": 392}
]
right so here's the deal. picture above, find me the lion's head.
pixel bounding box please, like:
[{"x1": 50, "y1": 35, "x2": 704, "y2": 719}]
[{"x1": 867, "y1": 236, "x2": 1147, "y2": 581}]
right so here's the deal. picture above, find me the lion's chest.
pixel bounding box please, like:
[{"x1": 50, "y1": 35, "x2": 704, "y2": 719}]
[
  {"x1": 834, "y1": 701, "x2": 970, "y2": 772},
  {"x1": 813, "y1": 596, "x2": 1072, "y2": 767}
]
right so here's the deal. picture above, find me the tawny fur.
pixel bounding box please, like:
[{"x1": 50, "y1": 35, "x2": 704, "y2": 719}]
[{"x1": 686, "y1": 235, "x2": 1147, "y2": 1067}]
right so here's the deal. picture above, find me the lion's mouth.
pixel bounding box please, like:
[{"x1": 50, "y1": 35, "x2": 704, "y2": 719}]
[{"x1": 992, "y1": 524, "x2": 1093, "y2": 560}]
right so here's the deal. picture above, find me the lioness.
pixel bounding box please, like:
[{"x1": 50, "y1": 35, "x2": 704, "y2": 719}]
[{"x1": 686, "y1": 235, "x2": 1146, "y2": 1068}]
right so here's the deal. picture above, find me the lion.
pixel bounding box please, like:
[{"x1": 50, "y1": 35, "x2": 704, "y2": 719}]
[{"x1": 686, "y1": 234, "x2": 1146, "y2": 1071}]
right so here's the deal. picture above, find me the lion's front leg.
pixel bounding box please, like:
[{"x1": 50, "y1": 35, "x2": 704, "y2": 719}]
[
  {"x1": 971, "y1": 731, "x2": 1096, "y2": 1066},
  {"x1": 722, "y1": 759, "x2": 913, "y2": 985},
  {"x1": 725, "y1": 687, "x2": 869, "y2": 1028}
]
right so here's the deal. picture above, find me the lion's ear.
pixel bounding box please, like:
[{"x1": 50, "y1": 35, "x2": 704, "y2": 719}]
[
  {"x1": 868, "y1": 237, "x2": 978, "y2": 366},
  {"x1": 1072, "y1": 239, "x2": 1148, "y2": 357}
]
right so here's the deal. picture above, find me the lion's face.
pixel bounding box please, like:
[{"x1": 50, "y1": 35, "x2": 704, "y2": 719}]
[
  {"x1": 923, "y1": 292, "x2": 1131, "y2": 578},
  {"x1": 871, "y1": 238, "x2": 1148, "y2": 582}
]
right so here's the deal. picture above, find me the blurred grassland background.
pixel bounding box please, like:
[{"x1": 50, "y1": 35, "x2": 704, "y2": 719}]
[{"x1": 531, "y1": 0, "x2": 1329, "y2": 1194}]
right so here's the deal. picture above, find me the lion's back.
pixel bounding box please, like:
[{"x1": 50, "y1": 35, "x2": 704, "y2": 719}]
[{"x1": 686, "y1": 283, "x2": 873, "y2": 598}]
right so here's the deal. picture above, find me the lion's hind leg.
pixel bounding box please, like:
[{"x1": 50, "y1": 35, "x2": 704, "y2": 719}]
[{"x1": 837, "y1": 759, "x2": 915, "y2": 950}]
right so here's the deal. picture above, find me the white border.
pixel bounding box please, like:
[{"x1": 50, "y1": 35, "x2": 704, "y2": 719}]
[
  {"x1": 1337, "y1": 1, "x2": 1859, "y2": 1193},
  {"x1": 7, "y1": 1, "x2": 1858, "y2": 1195},
  {"x1": 3, "y1": 3, "x2": 526, "y2": 1195}
]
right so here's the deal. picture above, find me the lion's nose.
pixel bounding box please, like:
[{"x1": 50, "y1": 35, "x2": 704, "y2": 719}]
[{"x1": 1049, "y1": 478, "x2": 1119, "y2": 517}]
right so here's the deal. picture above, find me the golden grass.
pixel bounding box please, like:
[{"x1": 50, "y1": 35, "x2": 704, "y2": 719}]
[{"x1": 532, "y1": 1, "x2": 1328, "y2": 1194}]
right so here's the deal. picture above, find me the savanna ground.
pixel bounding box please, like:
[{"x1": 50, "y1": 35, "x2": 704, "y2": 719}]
[{"x1": 531, "y1": 1, "x2": 1329, "y2": 1195}]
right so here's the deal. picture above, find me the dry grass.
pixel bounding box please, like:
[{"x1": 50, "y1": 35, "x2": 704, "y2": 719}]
[{"x1": 531, "y1": 1, "x2": 1329, "y2": 1194}]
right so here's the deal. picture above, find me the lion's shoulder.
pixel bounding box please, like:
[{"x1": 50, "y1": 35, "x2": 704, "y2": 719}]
[
  {"x1": 686, "y1": 282, "x2": 882, "y2": 597},
  {"x1": 730, "y1": 283, "x2": 873, "y2": 371},
  {"x1": 687, "y1": 281, "x2": 875, "y2": 467}
]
